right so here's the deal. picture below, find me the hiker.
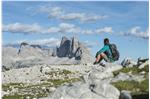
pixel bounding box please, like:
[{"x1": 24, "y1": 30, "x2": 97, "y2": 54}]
[{"x1": 93, "y1": 38, "x2": 119, "y2": 65}]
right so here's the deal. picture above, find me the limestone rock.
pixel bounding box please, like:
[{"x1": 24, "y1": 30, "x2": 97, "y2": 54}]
[
  {"x1": 111, "y1": 72, "x2": 144, "y2": 82},
  {"x1": 121, "y1": 58, "x2": 137, "y2": 67},
  {"x1": 49, "y1": 64, "x2": 122, "y2": 99},
  {"x1": 3, "y1": 36, "x2": 94, "y2": 70},
  {"x1": 120, "y1": 90, "x2": 132, "y2": 99},
  {"x1": 55, "y1": 36, "x2": 94, "y2": 63},
  {"x1": 57, "y1": 36, "x2": 71, "y2": 57},
  {"x1": 138, "y1": 60, "x2": 149, "y2": 69},
  {"x1": 92, "y1": 82, "x2": 120, "y2": 99},
  {"x1": 137, "y1": 57, "x2": 149, "y2": 66},
  {"x1": 79, "y1": 91, "x2": 107, "y2": 99},
  {"x1": 2, "y1": 65, "x2": 10, "y2": 72}
]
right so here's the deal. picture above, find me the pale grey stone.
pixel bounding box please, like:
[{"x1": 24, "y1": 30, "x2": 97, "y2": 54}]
[
  {"x1": 121, "y1": 58, "x2": 137, "y2": 67},
  {"x1": 112, "y1": 72, "x2": 145, "y2": 82},
  {"x1": 92, "y1": 82, "x2": 120, "y2": 99},
  {"x1": 138, "y1": 60, "x2": 149, "y2": 69},
  {"x1": 79, "y1": 91, "x2": 107, "y2": 99},
  {"x1": 120, "y1": 90, "x2": 132, "y2": 99}
]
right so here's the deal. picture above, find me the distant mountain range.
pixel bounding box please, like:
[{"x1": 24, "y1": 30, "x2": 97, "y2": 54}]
[
  {"x1": 2, "y1": 36, "x2": 94, "y2": 70},
  {"x1": 3, "y1": 43, "x2": 52, "y2": 49}
]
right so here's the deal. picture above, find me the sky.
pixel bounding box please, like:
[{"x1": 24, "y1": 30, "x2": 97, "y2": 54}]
[{"x1": 2, "y1": 1, "x2": 149, "y2": 61}]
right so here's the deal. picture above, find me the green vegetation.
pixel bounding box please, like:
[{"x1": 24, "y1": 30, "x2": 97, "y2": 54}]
[
  {"x1": 2, "y1": 83, "x2": 24, "y2": 92},
  {"x1": 47, "y1": 77, "x2": 81, "y2": 87},
  {"x1": 2, "y1": 69, "x2": 81, "y2": 99},
  {"x1": 112, "y1": 64, "x2": 149, "y2": 98},
  {"x1": 45, "y1": 69, "x2": 73, "y2": 76},
  {"x1": 2, "y1": 82, "x2": 51, "y2": 99},
  {"x1": 2, "y1": 77, "x2": 81, "y2": 99},
  {"x1": 113, "y1": 65, "x2": 149, "y2": 76},
  {"x1": 61, "y1": 69, "x2": 72, "y2": 75},
  {"x1": 3, "y1": 93, "x2": 48, "y2": 99},
  {"x1": 112, "y1": 78, "x2": 149, "y2": 95},
  {"x1": 3, "y1": 94, "x2": 34, "y2": 99}
]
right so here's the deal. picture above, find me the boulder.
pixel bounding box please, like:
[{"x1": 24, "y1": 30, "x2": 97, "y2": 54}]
[
  {"x1": 120, "y1": 90, "x2": 132, "y2": 99},
  {"x1": 137, "y1": 57, "x2": 149, "y2": 66},
  {"x1": 50, "y1": 80, "x2": 120, "y2": 99},
  {"x1": 111, "y1": 72, "x2": 144, "y2": 82},
  {"x1": 1, "y1": 91, "x2": 9, "y2": 97},
  {"x1": 65, "y1": 83, "x2": 90, "y2": 98},
  {"x1": 49, "y1": 64, "x2": 122, "y2": 99},
  {"x1": 88, "y1": 63, "x2": 122, "y2": 84},
  {"x1": 51, "y1": 86, "x2": 69, "y2": 99},
  {"x1": 138, "y1": 60, "x2": 149, "y2": 69},
  {"x1": 92, "y1": 82, "x2": 120, "y2": 99},
  {"x1": 88, "y1": 69, "x2": 113, "y2": 83},
  {"x1": 2, "y1": 65, "x2": 10, "y2": 72},
  {"x1": 121, "y1": 58, "x2": 137, "y2": 67},
  {"x1": 79, "y1": 91, "x2": 107, "y2": 99}
]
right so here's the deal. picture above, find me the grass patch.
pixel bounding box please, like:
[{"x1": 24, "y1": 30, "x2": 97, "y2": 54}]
[
  {"x1": 45, "y1": 69, "x2": 73, "y2": 76},
  {"x1": 3, "y1": 93, "x2": 48, "y2": 99},
  {"x1": 2, "y1": 82, "x2": 53, "y2": 99},
  {"x1": 2, "y1": 83, "x2": 24, "y2": 91},
  {"x1": 2, "y1": 69, "x2": 81, "y2": 99},
  {"x1": 47, "y1": 78, "x2": 81, "y2": 87},
  {"x1": 3, "y1": 94, "x2": 34, "y2": 99},
  {"x1": 112, "y1": 78, "x2": 149, "y2": 95},
  {"x1": 112, "y1": 65, "x2": 149, "y2": 96},
  {"x1": 113, "y1": 65, "x2": 149, "y2": 76},
  {"x1": 61, "y1": 69, "x2": 72, "y2": 75}
]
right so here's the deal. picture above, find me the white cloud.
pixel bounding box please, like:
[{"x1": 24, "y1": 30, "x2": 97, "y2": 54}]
[
  {"x1": 48, "y1": 7, "x2": 63, "y2": 17},
  {"x1": 3, "y1": 23, "x2": 113, "y2": 35},
  {"x1": 29, "y1": 38, "x2": 60, "y2": 46},
  {"x1": 95, "y1": 27, "x2": 113, "y2": 34},
  {"x1": 3, "y1": 23, "x2": 44, "y2": 34},
  {"x1": 59, "y1": 23, "x2": 75, "y2": 30},
  {"x1": 83, "y1": 40, "x2": 98, "y2": 48},
  {"x1": 81, "y1": 30, "x2": 93, "y2": 34},
  {"x1": 3, "y1": 22, "x2": 78, "y2": 34},
  {"x1": 123, "y1": 26, "x2": 149, "y2": 39},
  {"x1": 16, "y1": 38, "x2": 60, "y2": 47},
  {"x1": 60, "y1": 13, "x2": 85, "y2": 20},
  {"x1": 60, "y1": 13, "x2": 108, "y2": 22},
  {"x1": 59, "y1": 23, "x2": 81, "y2": 33},
  {"x1": 46, "y1": 27, "x2": 60, "y2": 33},
  {"x1": 36, "y1": 6, "x2": 108, "y2": 22},
  {"x1": 58, "y1": 12, "x2": 107, "y2": 22}
]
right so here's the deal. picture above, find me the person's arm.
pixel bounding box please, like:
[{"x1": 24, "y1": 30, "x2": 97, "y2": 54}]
[{"x1": 97, "y1": 45, "x2": 109, "y2": 55}]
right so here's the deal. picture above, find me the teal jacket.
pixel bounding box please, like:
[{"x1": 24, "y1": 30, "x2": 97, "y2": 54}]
[{"x1": 96, "y1": 44, "x2": 112, "y2": 59}]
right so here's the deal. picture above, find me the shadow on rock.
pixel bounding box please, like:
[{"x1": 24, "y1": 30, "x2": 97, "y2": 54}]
[{"x1": 132, "y1": 94, "x2": 149, "y2": 99}]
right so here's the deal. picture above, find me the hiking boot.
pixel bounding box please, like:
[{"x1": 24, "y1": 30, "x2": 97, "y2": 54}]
[
  {"x1": 99, "y1": 63, "x2": 105, "y2": 67},
  {"x1": 93, "y1": 61, "x2": 99, "y2": 65}
]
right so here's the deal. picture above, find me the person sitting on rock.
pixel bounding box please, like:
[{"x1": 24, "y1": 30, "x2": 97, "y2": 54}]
[{"x1": 93, "y1": 38, "x2": 114, "y2": 65}]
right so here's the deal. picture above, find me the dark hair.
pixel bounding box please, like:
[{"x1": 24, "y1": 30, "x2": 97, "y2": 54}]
[{"x1": 104, "y1": 38, "x2": 109, "y2": 45}]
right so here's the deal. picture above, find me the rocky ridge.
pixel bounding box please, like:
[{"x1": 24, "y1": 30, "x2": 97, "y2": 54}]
[
  {"x1": 2, "y1": 58, "x2": 148, "y2": 99},
  {"x1": 2, "y1": 36, "x2": 94, "y2": 70}
]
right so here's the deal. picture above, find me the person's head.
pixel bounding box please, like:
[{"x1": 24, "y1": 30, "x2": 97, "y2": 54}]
[{"x1": 104, "y1": 38, "x2": 109, "y2": 45}]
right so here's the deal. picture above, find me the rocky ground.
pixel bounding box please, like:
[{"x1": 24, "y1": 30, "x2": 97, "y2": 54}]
[
  {"x1": 2, "y1": 37, "x2": 149, "y2": 99},
  {"x1": 2, "y1": 64, "x2": 91, "y2": 99},
  {"x1": 2, "y1": 58, "x2": 149, "y2": 99}
]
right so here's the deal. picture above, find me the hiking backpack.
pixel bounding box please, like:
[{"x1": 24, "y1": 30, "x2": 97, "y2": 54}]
[{"x1": 109, "y1": 44, "x2": 119, "y2": 61}]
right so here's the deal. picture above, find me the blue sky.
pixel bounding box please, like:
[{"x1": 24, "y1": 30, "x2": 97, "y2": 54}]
[{"x1": 2, "y1": 1, "x2": 149, "y2": 61}]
